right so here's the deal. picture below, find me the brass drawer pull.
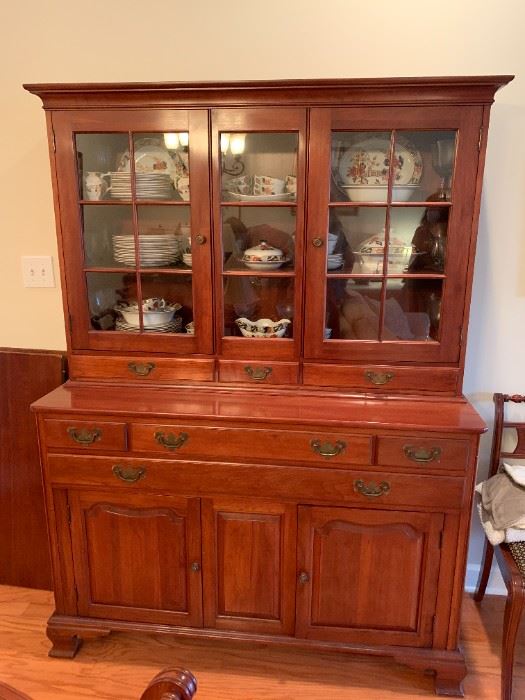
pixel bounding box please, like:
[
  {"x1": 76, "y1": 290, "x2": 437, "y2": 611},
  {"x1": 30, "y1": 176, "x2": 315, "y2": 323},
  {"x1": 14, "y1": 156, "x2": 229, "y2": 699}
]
[
  {"x1": 67, "y1": 427, "x2": 101, "y2": 446},
  {"x1": 404, "y1": 445, "x2": 442, "y2": 463},
  {"x1": 128, "y1": 362, "x2": 155, "y2": 377},
  {"x1": 310, "y1": 439, "x2": 346, "y2": 459},
  {"x1": 112, "y1": 464, "x2": 146, "y2": 483},
  {"x1": 365, "y1": 370, "x2": 394, "y2": 385},
  {"x1": 154, "y1": 431, "x2": 189, "y2": 451},
  {"x1": 298, "y1": 571, "x2": 310, "y2": 584},
  {"x1": 354, "y1": 479, "x2": 390, "y2": 498},
  {"x1": 244, "y1": 365, "x2": 272, "y2": 381}
]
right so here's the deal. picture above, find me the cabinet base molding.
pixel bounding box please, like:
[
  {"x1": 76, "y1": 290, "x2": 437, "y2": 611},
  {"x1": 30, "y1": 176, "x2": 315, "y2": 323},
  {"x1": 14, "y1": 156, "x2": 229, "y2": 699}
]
[{"x1": 46, "y1": 613, "x2": 466, "y2": 695}]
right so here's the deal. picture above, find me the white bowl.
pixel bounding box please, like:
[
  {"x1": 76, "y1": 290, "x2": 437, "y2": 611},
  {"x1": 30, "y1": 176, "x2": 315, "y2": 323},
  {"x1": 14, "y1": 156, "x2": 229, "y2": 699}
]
[
  {"x1": 235, "y1": 317, "x2": 291, "y2": 338},
  {"x1": 119, "y1": 308, "x2": 175, "y2": 328},
  {"x1": 342, "y1": 184, "x2": 419, "y2": 202},
  {"x1": 182, "y1": 253, "x2": 193, "y2": 268}
]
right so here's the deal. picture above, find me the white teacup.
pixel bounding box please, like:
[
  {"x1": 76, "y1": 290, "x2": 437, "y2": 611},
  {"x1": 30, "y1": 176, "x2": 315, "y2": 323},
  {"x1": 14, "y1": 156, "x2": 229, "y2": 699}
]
[
  {"x1": 285, "y1": 175, "x2": 297, "y2": 195},
  {"x1": 176, "y1": 176, "x2": 190, "y2": 201},
  {"x1": 252, "y1": 175, "x2": 285, "y2": 196},
  {"x1": 226, "y1": 174, "x2": 251, "y2": 194},
  {"x1": 84, "y1": 172, "x2": 108, "y2": 200},
  {"x1": 327, "y1": 233, "x2": 339, "y2": 255}
]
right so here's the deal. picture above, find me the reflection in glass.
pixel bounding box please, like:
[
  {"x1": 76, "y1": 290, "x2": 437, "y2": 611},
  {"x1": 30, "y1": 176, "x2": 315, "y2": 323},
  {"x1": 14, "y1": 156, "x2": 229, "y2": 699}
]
[
  {"x1": 390, "y1": 207, "x2": 449, "y2": 274},
  {"x1": 327, "y1": 208, "x2": 387, "y2": 273},
  {"x1": 76, "y1": 133, "x2": 129, "y2": 200},
  {"x1": 222, "y1": 206, "x2": 295, "y2": 271},
  {"x1": 221, "y1": 133, "x2": 298, "y2": 202},
  {"x1": 326, "y1": 279, "x2": 383, "y2": 340},
  {"x1": 393, "y1": 131, "x2": 457, "y2": 202},
  {"x1": 132, "y1": 133, "x2": 189, "y2": 201},
  {"x1": 223, "y1": 277, "x2": 294, "y2": 338},
  {"x1": 385, "y1": 278, "x2": 442, "y2": 341},
  {"x1": 82, "y1": 205, "x2": 133, "y2": 268},
  {"x1": 86, "y1": 271, "x2": 136, "y2": 331},
  {"x1": 330, "y1": 131, "x2": 392, "y2": 202}
]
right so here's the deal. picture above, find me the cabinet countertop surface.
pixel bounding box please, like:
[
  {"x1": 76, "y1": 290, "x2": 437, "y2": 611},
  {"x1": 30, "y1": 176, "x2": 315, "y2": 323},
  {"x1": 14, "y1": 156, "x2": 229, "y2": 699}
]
[{"x1": 32, "y1": 383, "x2": 486, "y2": 434}]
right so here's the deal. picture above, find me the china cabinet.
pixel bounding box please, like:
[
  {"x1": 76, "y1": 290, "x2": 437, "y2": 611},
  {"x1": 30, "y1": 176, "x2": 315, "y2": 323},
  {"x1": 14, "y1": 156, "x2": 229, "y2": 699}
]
[{"x1": 26, "y1": 77, "x2": 512, "y2": 696}]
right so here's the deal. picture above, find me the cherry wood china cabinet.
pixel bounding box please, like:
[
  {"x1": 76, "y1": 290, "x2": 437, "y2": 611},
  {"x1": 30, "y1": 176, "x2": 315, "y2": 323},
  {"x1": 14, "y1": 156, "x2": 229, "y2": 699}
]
[{"x1": 25, "y1": 77, "x2": 512, "y2": 696}]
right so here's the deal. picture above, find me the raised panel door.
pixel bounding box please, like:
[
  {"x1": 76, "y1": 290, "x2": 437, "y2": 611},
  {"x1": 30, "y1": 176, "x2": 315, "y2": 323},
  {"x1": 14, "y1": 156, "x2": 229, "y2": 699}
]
[
  {"x1": 69, "y1": 490, "x2": 202, "y2": 626},
  {"x1": 202, "y1": 497, "x2": 296, "y2": 635},
  {"x1": 296, "y1": 505, "x2": 443, "y2": 647}
]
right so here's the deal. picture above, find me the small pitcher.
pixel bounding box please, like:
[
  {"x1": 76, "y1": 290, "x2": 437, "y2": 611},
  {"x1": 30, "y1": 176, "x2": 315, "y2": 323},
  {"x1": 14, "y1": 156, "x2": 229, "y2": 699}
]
[{"x1": 84, "y1": 171, "x2": 108, "y2": 200}]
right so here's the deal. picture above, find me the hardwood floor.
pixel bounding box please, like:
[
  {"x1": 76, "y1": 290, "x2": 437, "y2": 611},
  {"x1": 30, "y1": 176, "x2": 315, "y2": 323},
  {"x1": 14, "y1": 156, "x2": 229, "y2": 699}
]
[{"x1": 0, "y1": 585, "x2": 523, "y2": 699}]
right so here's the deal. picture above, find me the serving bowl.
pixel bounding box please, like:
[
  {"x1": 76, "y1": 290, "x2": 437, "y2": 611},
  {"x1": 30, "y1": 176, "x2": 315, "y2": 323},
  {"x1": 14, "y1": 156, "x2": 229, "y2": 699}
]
[
  {"x1": 235, "y1": 317, "x2": 291, "y2": 338},
  {"x1": 115, "y1": 298, "x2": 181, "y2": 328},
  {"x1": 241, "y1": 240, "x2": 287, "y2": 270},
  {"x1": 342, "y1": 184, "x2": 419, "y2": 202}
]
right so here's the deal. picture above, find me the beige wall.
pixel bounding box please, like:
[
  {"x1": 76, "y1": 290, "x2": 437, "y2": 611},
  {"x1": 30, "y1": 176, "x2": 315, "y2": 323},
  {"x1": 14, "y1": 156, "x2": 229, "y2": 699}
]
[{"x1": 1, "y1": 0, "x2": 524, "y2": 587}]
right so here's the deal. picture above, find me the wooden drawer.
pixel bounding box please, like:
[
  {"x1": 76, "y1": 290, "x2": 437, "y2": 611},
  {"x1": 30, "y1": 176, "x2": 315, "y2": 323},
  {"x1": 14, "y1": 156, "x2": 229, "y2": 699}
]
[
  {"x1": 376, "y1": 436, "x2": 470, "y2": 472},
  {"x1": 130, "y1": 423, "x2": 371, "y2": 468},
  {"x1": 43, "y1": 418, "x2": 127, "y2": 451},
  {"x1": 218, "y1": 360, "x2": 298, "y2": 385},
  {"x1": 46, "y1": 455, "x2": 465, "y2": 510},
  {"x1": 303, "y1": 363, "x2": 459, "y2": 394},
  {"x1": 68, "y1": 355, "x2": 215, "y2": 383}
]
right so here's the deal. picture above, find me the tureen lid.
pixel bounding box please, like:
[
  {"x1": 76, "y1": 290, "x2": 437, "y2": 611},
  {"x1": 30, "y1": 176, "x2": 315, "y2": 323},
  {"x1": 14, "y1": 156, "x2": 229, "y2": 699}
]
[{"x1": 243, "y1": 239, "x2": 284, "y2": 261}]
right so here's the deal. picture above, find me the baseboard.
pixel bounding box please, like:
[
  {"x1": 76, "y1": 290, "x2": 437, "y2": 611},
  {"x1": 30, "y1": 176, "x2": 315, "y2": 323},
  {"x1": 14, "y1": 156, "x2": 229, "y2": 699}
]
[{"x1": 464, "y1": 562, "x2": 505, "y2": 596}]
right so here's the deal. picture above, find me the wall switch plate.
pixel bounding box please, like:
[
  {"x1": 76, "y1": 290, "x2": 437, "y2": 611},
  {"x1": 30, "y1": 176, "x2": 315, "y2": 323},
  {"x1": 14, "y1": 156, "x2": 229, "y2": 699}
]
[{"x1": 21, "y1": 256, "x2": 56, "y2": 288}]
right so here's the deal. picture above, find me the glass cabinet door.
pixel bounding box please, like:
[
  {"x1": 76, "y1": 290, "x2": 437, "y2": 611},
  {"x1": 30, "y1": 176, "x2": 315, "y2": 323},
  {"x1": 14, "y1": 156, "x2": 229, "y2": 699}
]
[
  {"x1": 52, "y1": 110, "x2": 212, "y2": 353},
  {"x1": 304, "y1": 106, "x2": 482, "y2": 363},
  {"x1": 211, "y1": 109, "x2": 306, "y2": 360}
]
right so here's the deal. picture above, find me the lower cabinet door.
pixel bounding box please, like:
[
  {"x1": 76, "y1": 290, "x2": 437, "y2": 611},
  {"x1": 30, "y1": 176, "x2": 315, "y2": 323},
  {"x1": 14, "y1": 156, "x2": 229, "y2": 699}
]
[
  {"x1": 69, "y1": 490, "x2": 203, "y2": 626},
  {"x1": 202, "y1": 497, "x2": 296, "y2": 635},
  {"x1": 296, "y1": 505, "x2": 443, "y2": 647}
]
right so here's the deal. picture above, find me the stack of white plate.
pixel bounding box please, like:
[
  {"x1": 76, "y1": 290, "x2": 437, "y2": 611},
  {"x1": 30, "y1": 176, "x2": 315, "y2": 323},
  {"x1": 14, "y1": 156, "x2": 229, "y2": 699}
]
[
  {"x1": 113, "y1": 234, "x2": 180, "y2": 267},
  {"x1": 109, "y1": 172, "x2": 174, "y2": 200},
  {"x1": 182, "y1": 252, "x2": 192, "y2": 267},
  {"x1": 115, "y1": 315, "x2": 183, "y2": 333},
  {"x1": 327, "y1": 253, "x2": 344, "y2": 270}
]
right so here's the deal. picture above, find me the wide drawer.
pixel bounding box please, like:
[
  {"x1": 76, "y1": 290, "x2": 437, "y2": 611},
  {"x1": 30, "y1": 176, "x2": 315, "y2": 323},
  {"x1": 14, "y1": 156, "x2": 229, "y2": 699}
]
[
  {"x1": 218, "y1": 360, "x2": 299, "y2": 385},
  {"x1": 302, "y1": 363, "x2": 459, "y2": 394},
  {"x1": 68, "y1": 355, "x2": 215, "y2": 383},
  {"x1": 46, "y1": 455, "x2": 465, "y2": 510},
  {"x1": 377, "y1": 435, "x2": 470, "y2": 472},
  {"x1": 130, "y1": 423, "x2": 372, "y2": 468},
  {"x1": 43, "y1": 418, "x2": 127, "y2": 451}
]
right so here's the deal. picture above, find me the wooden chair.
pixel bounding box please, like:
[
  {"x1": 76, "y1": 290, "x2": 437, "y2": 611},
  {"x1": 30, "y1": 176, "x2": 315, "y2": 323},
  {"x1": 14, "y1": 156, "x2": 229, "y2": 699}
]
[
  {"x1": 474, "y1": 392, "x2": 525, "y2": 700},
  {"x1": 0, "y1": 668, "x2": 197, "y2": 700}
]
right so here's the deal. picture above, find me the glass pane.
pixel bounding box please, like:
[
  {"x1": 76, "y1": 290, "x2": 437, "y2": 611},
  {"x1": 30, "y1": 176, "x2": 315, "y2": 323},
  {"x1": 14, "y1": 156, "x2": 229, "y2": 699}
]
[
  {"x1": 393, "y1": 131, "x2": 457, "y2": 202},
  {"x1": 326, "y1": 279, "x2": 383, "y2": 340},
  {"x1": 331, "y1": 131, "x2": 392, "y2": 202},
  {"x1": 384, "y1": 278, "x2": 442, "y2": 341},
  {"x1": 223, "y1": 277, "x2": 294, "y2": 338},
  {"x1": 136, "y1": 206, "x2": 191, "y2": 268},
  {"x1": 86, "y1": 271, "x2": 136, "y2": 331},
  {"x1": 137, "y1": 273, "x2": 192, "y2": 333},
  {"x1": 76, "y1": 133, "x2": 129, "y2": 200},
  {"x1": 221, "y1": 133, "x2": 297, "y2": 202},
  {"x1": 390, "y1": 207, "x2": 449, "y2": 274},
  {"x1": 129, "y1": 133, "x2": 189, "y2": 201},
  {"x1": 328, "y1": 207, "x2": 387, "y2": 274},
  {"x1": 82, "y1": 205, "x2": 133, "y2": 268},
  {"x1": 222, "y1": 206, "x2": 295, "y2": 272}
]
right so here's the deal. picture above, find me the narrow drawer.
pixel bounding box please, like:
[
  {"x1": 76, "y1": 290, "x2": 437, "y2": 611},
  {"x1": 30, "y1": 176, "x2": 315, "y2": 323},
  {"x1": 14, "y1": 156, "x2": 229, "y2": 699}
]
[
  {"x1": 218, "y1": 360, "x2": 298, "y2": 385},
  {"x1": 377, "y1": 436, "x2": 470, "y2": 472},
  {"x1": 46, "y1": 455, "x2": 464, "y2": 510},
  {"x1": 130, "y1": 423, "x2": 371, "y2": 468},
  {"x1": 303, "y1": 363, "x2": 459, "y2": 394},
  {"x1": 43, "y1": 418, "x2": 127, "y2": 451},
  {"x1": 68, "y1": 355, "x2": 215, "y2": 383}
]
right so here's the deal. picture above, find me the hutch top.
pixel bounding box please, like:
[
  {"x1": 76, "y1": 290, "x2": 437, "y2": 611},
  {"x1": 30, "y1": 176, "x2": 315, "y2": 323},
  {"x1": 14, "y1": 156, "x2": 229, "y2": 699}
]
[{"x1": 24, "y1": 76, "x2": 512, "y2": 394}]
